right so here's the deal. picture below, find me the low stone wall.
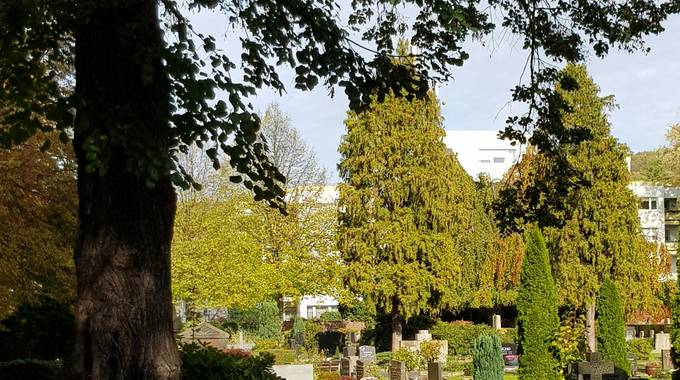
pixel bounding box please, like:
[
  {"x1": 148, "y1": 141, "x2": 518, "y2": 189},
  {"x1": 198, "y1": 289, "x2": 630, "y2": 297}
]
[{"x1": 272, "y1": 364, "x2": 314, "y2": 380}]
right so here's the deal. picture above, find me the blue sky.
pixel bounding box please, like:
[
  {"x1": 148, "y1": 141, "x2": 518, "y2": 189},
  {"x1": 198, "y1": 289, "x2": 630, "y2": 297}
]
[{"x1": 191, "y1": 9, "x2": 680, "y2": 183}]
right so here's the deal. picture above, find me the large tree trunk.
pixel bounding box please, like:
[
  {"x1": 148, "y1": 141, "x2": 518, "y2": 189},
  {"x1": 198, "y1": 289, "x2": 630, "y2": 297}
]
[
  {"x1": 585, "y1": 302, "x2": 597, "y2": 353},
  {"x1": 391, "y1": 297, "x2": 402, "y2": 351},
  {"x1": 67, "y1": 0, "x2": 180, "y2": 379}
]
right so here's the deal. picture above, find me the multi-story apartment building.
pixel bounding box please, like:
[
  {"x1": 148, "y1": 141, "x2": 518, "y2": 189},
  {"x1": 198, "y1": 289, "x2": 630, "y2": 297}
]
[{"x1": 629, "y1": 183, "x2": 680, "y2": 278}]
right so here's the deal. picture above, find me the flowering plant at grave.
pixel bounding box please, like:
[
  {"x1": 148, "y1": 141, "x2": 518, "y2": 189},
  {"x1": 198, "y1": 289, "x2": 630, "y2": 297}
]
[{"x1": 220, "y1": 348, "x2": 252, "y2": 358}]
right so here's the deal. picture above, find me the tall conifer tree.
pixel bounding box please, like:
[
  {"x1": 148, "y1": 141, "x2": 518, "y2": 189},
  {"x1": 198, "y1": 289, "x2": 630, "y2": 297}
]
[
  {"x1": 496, "y1": 64, "x2": 660, "y2": 350},
  {"x1": 338, "y1": 59, "x2": 477, "y2": 350},
  {"x1": 597, "y1": 279, "x2": 629, "y2": 374},
  {"x1": 517, "y1": 226, "x2": 560, "y2": 380}
]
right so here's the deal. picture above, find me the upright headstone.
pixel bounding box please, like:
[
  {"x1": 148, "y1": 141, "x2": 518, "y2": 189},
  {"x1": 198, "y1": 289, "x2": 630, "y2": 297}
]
[
  {"x1": 654, "y1": 332, "x2": 671, "y2": 353},
  {"x1": 343, "y1": 344, "x2": 358, "y2": 357},
  {"x1": 626, "y1": 352, "x2": 637, "y2": 375},
  {"x1": 415, "y1": 330, "x2": 432, "y2": 341},
  {"x1": 427, "y1": 361, "x2": 443, "y2": 380},
  {"x1": 358, "y1": 345, "x2": 377, "y2": 363},
  {"x1": 492, "y1": 314, "x2": 502, "y2": 330},
  {"x1": 356, "y1": 360, "x2": 365, "y2": 379},
  {"x1": 625, "y1": 326, "x2": 636, "y2": 341},
  {"x1": 662, "y1": 349, "x2": 673, "y2": 370},
  {"x1": 389, "y1": 360, "x2": 406, "y2": 380},
  {"x1": 501, "y1": 343, "x2": 519, "y2": 367},
  {"x1": 575, "y1": 352, "x2": 615, "y2": 380},
  {"x1": 340, "y1": 357, "x2": 351, "y2": 377}
]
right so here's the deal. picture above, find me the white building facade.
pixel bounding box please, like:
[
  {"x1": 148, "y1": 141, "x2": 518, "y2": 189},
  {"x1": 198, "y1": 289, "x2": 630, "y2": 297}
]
[
  {"x1": 443, "y1": 130, "x2": 523, "y2": 181},
  {"x1": 629, "y1": 183, "x2": 680, "y2": 278}
]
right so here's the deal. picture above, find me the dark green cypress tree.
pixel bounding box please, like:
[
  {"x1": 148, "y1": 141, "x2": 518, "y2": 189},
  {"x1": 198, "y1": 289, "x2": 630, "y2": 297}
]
[
  {"x1": 473, "y1": 332, "x2": 504, "y2": 380},
  {"x1": 517, "y1": 226, "x2": 560, "y2": 380},
  {"x1": 597, "y1": 279, "x2": 629, "y2": 374}
]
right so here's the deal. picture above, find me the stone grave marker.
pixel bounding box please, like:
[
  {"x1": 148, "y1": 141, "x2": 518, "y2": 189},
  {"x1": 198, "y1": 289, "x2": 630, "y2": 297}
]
[
  {"x1": 492, "y1": 314, "x2": 502, "y2": 329},
  {"x1": 389, "y1": 360, "x2": 406, "y2": 380},
  {"x1": 662, "y1": 349, "x2": 673, "y2": 369},
  {"x1": 501, "y1": 343, "x2": 519, "y2": 367},
  {"x1": 415, "y1": 330, "x2": 432, "y2": 341},
  {"x1": 340, "y1": 357, "x2": 351, "y2": 377},
  {"x1": 356, "y1": 360, "x2": 365, "y2": 379},
  {"x1": 359, "y1": 345, "x2": 376, "y2": 363},
  {"x1": 625, "y1": 326, "x2": 636, "y2": 341},
  {"x1": 427, "y1": 361, "x2": 443, "y2": 380},
  {"x1": 626, "y1": 352, "x2": 637, "y2": 375},
  {"x1": 343, "y1": 344, "x2": 358, "y2": 357},
  {"x1": 575, "y1": 352, "x2": 615, "y2": 380},
  {"x1": 654, "y1": 332, "x2": 671, "y2": 353}
]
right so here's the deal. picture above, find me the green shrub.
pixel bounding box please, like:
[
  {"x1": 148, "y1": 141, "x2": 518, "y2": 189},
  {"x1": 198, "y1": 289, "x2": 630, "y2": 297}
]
[
  {"x1": 392, "y1": 348, "x2": 421, "y2": 371},
  {"x1": 597, "y1": 279, "x2": 630, "y2": 374},
  {"x1": 627, "y1": 338, "x2": 653, "y2": 360},
  {"x1": 516, "y1": 227, "x2": 560, "y2": 380},
  {"x1": 551, "y1": 312, "x2": 585, "y2": 374},
  {"x1": 257, "y1": 349, "x2": 297, "y2": 365},
  {"x1": 255, "y1": 338, "x2": 282, "y2": 350},
  {"x1": 420, "y1": 340, "x2": 443, "y2": 363},
  {"x1": 303, "y1": 320, "x2": 322, "y2": 352},
  {"x1": 445, "y1": 356, "x2": 472, "y2": 375},
  {"x1": 497, "y1": 327, "x2": 517, "y2": 344},
  {"x1": 180, "y1": 343, "x2": 283, "y2": 380},
  {"x1": 375, "y1": 351, "x2": 393, "y2": 366},
  {"x1": 431, "y1": 320, "x2": 496, "y2": 356},
  {"x1": 473, "y1": 332, "x2": 504, "y2": 380},
  {"x1": 319, "y1": 311, "x2": 343, "y2": 322},
  {"x1": 256, "y1": 300, "x2": 282, "y2": 339},
  {"x1": 292, "y1": 316, "x2": 305, "y2": 338},
  {"x1": 0, "y1": 359, "x2": 61, "y2": 380}
]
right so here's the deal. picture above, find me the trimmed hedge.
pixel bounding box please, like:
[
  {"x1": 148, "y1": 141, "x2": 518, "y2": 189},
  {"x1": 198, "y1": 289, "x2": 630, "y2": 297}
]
[
  {"x1": 597, "y1": 279, "x2": 629, "y2": 374},
  {"x1": 180, "y1": 344, "x2": 283, "y2": 380},
  {"x1": 516, "y1": 227, "x2": 560, "y2": 380},
  {"x1": 431, "y1": 321, "x2": 496, "y2": 356},
  {"x1": 627, "y1": 338, "x2": 652, "y2": 360},
  {"x1": 473, "y1": 333, "x2": 504, "y2": 380}
]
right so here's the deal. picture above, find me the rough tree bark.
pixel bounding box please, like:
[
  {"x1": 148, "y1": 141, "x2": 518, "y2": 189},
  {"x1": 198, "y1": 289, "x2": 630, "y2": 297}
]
[
  {"x1": 585, "y1": 302, "x2": 597, "y2": 353},
  {"x1": 67, "y1": 0, "x2": 180, "y2": 378},
  {"x1": 391, "y1": 297, "x2": 402, "y2": 351}
]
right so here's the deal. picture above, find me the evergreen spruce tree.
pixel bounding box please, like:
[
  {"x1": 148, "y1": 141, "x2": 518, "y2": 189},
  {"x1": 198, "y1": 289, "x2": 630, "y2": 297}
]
[
  {"x1": 517, "y1": 226, "x2": 560, "y2": 380},
  {"x1": 473, "y1": 332, "x2": 504, "y2": 380},
  {"x1": 338, "y1": 52, "x2": 481, "y2": 350},
  {"x1": 496, "y1": 63, "x2": 661, "y2": 350},
  {"x1": 597, "y1": 279, "x2": 629, "y2": 374}
]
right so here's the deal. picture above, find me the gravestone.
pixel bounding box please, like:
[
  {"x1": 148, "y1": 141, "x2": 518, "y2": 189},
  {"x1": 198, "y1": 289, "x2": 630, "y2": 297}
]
[
  {"x1": 502, "y1": 343, "x2": 519, "y2": 367},
  {"x1": 344, "y1": 344, "x2": 358, "y2": 357},
  {"x1": 359, "y1": 345, "x2": 377, "y2": 363},
  {"x1": 400, "y1": 340, "x2": 420, "y2": 351},
  {"x1": 626, "y1": 353, "x2": 637, "y2": 375},
  {"x1": 654, "y1": 332, "x2": 671, "y2": 353},
  {"x1": 356, "y1": 360, "x2": 365, "y2": 379},
  {"x1": 662, "y1": 349, "x2": 673, "y2": 369},
  {"x1": 575, "y1": 352, "x2": 615, "y2": 380},
  {"x1": 427, "y1": 361, "x2": 443, "y2": 380},
  {"x1": 389, "y1": 360, "x2": 406, "y2": 380},
  {"x1": 415, "y1": 330, "x2": 432, "y2": 341},
  {"x1": 625, "y1": 327, "x2": 636, "y2": 341},
  {"x1": 492, "y1": 314, "x2": 502, "y2": 329},
  {"x1": 340, "y1": 357, "x2": 351, "y2": 377}
]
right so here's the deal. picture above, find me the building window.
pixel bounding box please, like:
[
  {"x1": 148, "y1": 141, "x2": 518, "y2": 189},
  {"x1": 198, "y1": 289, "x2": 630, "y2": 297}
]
[
  {"x1": 639, "y1": 197, "x2": 658, "y2": 210},
  {"x1": 665, "y1": 198, "x2": 678, "y2": 211},
  {"x1": 642, "y1": 228, "x2": 659, "y2": 241},
  {"x1": 479, "y1": 159, "x2": 491, "y2": 164},
  {"x1": 667, "y1": 227, "x2": 679, "y2": 243},
  {"x1": 493, "y1": 157, "x2": 505, "y2": 163}
]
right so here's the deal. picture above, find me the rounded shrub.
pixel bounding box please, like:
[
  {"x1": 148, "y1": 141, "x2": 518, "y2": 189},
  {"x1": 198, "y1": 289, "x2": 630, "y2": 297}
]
[
  {"x1": 180, "y1": 343, "x2": 283, "y2": 380},
  {"x1": 516, "y1": 226, "x2": 560, "y2": 380},
  {"x1": 472, "y1": 332, "x2": 504, "y2": 380},
  {"x1": 597, "y1": 279, "x2": 629, "y2": 374}
]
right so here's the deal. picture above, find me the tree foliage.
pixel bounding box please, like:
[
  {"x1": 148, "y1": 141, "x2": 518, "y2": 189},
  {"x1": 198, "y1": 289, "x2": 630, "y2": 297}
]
[
  {"x1": 473, "y1": 332, "x2": 504, "y2": 380},
  {"x1": 0, "y1": 134, "x2": 76, "y2": 320},
  {"x1": 338, "y1": 88, "x2": 474, "y2": 326},
  {"x1": 516, "y1": 226, "x2": 560, "y2": 380},
  {"x1": 496, "y1": 64, "x2": 663, "y2": 314},
  {"x1": 597, "y1": 279, "x2": 629, "y2": 374},
  {"x1": 631, "y1": 124, "x2": 680, "y2": 186}
]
